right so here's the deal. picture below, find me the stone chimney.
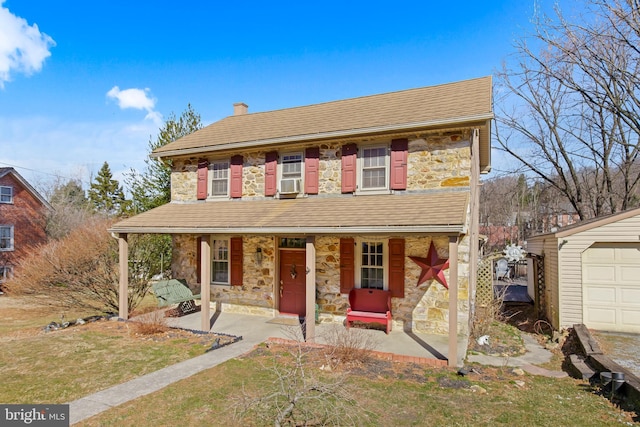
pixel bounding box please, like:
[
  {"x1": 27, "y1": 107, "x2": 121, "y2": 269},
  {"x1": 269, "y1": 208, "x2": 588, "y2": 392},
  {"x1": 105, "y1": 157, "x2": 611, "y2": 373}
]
[{"x1": 233, "y1": 102, "x2": 248, "y2": 115}]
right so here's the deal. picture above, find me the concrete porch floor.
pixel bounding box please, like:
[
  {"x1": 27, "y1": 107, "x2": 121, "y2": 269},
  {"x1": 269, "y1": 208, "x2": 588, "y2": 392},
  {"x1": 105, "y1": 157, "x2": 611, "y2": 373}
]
[{"x1": 166, "y1": 310, "x2": 468, "y2": 366}]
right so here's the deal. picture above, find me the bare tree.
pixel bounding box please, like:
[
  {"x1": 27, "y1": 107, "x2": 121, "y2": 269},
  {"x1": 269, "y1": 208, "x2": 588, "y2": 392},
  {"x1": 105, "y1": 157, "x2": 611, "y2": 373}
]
[
  {"x1": 232, "y1": 325, "x2": 370, "y2": 426},
  {"x1": 495, "y1": 0, "x2": 640, "y2": 219}
]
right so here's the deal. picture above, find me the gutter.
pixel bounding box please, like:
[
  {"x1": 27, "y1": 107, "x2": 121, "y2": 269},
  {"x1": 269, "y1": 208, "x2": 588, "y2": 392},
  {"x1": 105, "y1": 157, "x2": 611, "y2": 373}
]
[
  {"x1": 151, "y1": 113, "x2": 494, "y2": 159},
  {"x1": 108, "y1": 225, "x2": 467, "y2": 235}
]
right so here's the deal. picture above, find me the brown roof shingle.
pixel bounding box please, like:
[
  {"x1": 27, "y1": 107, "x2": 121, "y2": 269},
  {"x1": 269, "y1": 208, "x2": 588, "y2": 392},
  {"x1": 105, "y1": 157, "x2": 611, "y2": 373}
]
[
  {"x1": 110, "y1": 192, "x2": 469, "y2": 235},
  {"x1": 154, "y1": 76, "x2": 493, "y2": 157}
]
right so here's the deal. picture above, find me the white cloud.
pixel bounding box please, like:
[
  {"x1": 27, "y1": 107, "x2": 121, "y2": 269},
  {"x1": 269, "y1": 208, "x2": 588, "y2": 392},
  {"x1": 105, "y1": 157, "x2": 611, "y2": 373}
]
[
  {"x1": 107, "y1": 86, "x2": 163, "y2": 126},
  {"x1": 0, "y1": 1, "x2": 55, "y2": 88}
]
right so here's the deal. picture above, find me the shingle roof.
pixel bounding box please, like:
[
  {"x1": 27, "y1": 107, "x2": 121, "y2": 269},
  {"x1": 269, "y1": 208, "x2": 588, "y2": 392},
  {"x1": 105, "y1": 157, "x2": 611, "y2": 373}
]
[
  {"x1": 154, "y1": 76, "x2": 493, "y2": 158},
  {"x1": 109, "y1": 192, "x2": 469, "y2": 235}
]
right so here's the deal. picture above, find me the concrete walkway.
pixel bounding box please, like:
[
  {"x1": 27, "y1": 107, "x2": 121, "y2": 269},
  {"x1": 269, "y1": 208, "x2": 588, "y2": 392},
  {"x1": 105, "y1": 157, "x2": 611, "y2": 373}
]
[
  {"x1": 68, "y1": 311, "x2": 465, "y2": 424},
  {"x1": 68, "y1": 338, "x2": 258, "y2": 424}
]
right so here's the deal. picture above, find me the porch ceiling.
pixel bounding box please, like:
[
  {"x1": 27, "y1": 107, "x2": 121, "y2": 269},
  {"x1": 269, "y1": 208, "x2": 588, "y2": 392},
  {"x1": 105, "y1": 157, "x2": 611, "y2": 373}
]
[{"x1": 109, "y1": 192, "x2": 469, "y2": 235}]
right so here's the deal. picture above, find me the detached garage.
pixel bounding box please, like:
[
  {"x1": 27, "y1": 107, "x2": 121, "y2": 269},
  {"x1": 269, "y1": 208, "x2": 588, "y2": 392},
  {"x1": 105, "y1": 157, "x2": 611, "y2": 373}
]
[{"x1": 528, "y1": 207, "x2": 640, "y2": 333}]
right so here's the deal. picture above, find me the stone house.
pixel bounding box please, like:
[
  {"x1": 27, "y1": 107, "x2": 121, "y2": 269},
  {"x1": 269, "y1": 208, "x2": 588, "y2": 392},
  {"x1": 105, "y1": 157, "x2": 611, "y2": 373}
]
[
  {"x1": 110, "y1": 77, "x2": 493, "y2": 363},
  {"x1": 0, "y1": 168, "x2": 51, "y2": 283}
]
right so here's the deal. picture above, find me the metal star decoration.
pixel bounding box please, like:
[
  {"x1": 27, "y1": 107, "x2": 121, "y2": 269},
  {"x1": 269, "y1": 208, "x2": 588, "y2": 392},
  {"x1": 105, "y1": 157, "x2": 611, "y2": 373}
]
[{"x1": 409, "y1": 241, "x2": 450, "y2": 288}]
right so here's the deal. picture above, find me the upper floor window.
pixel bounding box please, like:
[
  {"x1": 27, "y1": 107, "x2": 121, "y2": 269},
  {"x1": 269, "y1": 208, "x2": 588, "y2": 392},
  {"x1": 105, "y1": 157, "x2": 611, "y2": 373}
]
[
  {"x1": 0, "y1": 226, "x2": 14, "y2": 251},
  {"x1": 342, "y1": 139, "x2": 407, "y2": 194},
  {"x1": 208, "y1": 161, "x2": 229, "y2": 197},
  {"x1": 279, "y1": 152, "x2": 303, "y2": 196},
  {"x1": 0, "y1": 186, "x2": 12, "y2": 204},
  {"x1": 359, "y1": 146, "x2": 388, "y2": 191}
]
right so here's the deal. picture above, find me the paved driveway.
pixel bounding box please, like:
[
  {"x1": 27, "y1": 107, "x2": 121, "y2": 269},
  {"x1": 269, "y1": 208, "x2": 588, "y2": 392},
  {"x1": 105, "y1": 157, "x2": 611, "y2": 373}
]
[{"x1": 591, "y1": 330, "x2": 640, "y2": 378}]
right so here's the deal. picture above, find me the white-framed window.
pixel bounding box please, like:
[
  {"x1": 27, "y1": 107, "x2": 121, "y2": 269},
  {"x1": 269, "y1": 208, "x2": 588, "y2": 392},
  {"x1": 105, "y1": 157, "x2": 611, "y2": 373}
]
[
  {"x1": 0, "y1": 226, "x2": 14, "y2": 251},
  {"x1": 0, "y1": 186, "x2": 12, "y2": 204},
  {"x1": 358, "y1": 145, "x2": 389, "y2": 192},
  {"x1": 211, "y1": 238, "x2": 229, "y2": 284},
  {"x1": 0, "y1": 265, "x2": 12, "y2": 283},
  {"x1": 356, "y1": 239, "x2": 388, "y2": 290},
  {"x1": 208, "y1": 161, "x2": 229, "y2": 197},
  {"x1": 279, "y1": 152, "x2": 303, "y2": 195}
]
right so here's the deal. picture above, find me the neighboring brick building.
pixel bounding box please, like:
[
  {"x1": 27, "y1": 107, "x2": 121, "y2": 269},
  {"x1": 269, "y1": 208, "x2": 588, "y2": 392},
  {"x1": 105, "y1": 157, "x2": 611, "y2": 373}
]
[
  {"x1": 111, "y1": 77, "x2": 494, "y2": 365},
  {"x1": 0, "y1": 168, "x2": 51, "y2": 283}
]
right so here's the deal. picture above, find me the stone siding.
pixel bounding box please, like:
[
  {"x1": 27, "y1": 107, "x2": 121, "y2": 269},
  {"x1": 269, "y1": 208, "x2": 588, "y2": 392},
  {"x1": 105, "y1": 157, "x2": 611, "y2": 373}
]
[
  {"x1": 174, "y1": 233, "x2": 470, "y2": 336},
  {"x1": 170, "y1": 133, "x2": 471, "y2": 201}
]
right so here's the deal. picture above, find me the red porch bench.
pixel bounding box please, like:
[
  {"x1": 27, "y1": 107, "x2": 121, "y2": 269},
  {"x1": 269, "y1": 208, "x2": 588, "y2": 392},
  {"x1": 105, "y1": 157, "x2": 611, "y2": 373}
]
[{"x1": 346, "y1": 288, "x2": 392, "y2": 334}]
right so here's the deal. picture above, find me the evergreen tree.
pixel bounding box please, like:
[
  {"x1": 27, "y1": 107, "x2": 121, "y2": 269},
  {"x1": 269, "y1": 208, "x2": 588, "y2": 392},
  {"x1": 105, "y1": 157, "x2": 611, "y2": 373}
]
[
  {"x1": 126, "y1": 103, "x2": 203, "y2": 213},
  {"x1": 124, "y1": 104, "x2": 203, "y2": 279},
  {"x1": 88, "y1": 162, "x2": 128, "y2": 216},
  {"x1": 46, "y1": 178, "x2": 92, "y2": 239},
  {"x1": 50, "y1": 179, "x2": 88, "y2": 208}
]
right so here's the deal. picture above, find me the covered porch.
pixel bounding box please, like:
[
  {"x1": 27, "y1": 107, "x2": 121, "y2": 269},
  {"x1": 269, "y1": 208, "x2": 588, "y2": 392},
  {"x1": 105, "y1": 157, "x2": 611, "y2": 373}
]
[
  {"x1": 110, "y1": 192, "x2": 472, "y2": 367},
  {"x1": 163, "y1": 309, "x2": 467, "y2": 366}
]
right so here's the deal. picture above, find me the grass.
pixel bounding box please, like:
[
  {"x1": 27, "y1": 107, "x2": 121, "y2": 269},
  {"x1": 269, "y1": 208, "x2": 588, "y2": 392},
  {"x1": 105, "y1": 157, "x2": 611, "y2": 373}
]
[
  {"x1": 0, "y1": 295, "x2": 234, "y2": 404},
  {"x1": 0, "y1": 294, "x2": 638, "y2": 425},
  {"x1": 75, "y1": 343, "x2": 639, "y2": 426}
]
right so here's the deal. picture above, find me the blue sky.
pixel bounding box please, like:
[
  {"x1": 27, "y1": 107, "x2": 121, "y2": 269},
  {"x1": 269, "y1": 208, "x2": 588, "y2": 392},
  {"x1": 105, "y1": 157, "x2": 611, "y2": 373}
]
[{"x1": 0, "y1": 0, "x2": 550, "y2": 191}]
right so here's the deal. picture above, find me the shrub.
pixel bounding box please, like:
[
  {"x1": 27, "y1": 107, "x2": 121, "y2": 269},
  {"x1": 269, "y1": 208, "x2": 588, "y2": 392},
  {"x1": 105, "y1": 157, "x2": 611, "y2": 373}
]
[
  {"x1": 6, "y1": 216, "x2": 151, "y2": 314},
  {"x1": 320, "y1": 324, "x2": 380, "y2": 367},
  {"x1": 131, "y1": 310, "x2": 169, "y2": 335}
]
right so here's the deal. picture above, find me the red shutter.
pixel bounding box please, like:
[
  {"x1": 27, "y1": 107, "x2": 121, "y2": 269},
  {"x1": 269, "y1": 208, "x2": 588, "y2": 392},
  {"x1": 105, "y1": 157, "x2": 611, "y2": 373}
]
[
  {"x1": 305, "y1": 147, "x2": 319, "y2": 194},
  {"x1": 388, "y1": 238, "x2": 405, "y2": 298},
  {"x1": 340, "y1": 237, "x2": 355, "y2": 293},
  {"x1": 197, "y1": 159, "x2": 208, "y2": 200},
  {"x1": 230, "y1": 237, "x2": 243, "y2": 286},
  {"x1": 341, "y1": 143, "x2": 357, "y2": 193},
  {"x1": 265, "y1": 151, "x2": 278, "y2": 196},
  {"x1": 230, "y1": 155, "x2": 243, "y2": 198},
  {"x1": 390, "y1": 138, "x2": 408, "y2": 190},
  {"x1": 196, "y1": 237, "x2": 202, "y2": 284}
]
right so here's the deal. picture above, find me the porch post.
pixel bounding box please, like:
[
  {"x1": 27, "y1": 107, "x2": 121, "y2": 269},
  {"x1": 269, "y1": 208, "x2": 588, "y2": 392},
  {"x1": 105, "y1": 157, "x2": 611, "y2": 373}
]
[
  {"x1": 200, "y1": 236, "x2": 211, "y2": 332},
  {"x1": 448, "y1": 235, "x2": 459, "y2": 367},
  {"x1": 118, "y1": 234, "x2": 129, "y2": 319},
  {"x1": 469, "y1": 129, "x2": 480, "y2": 320},
  {"x1": 305, "y1": 236, "x2": 316, "y2": 341}
]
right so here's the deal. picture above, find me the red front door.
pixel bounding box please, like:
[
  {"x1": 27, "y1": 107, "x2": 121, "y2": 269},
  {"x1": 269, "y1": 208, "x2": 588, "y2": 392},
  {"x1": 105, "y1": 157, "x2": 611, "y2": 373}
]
[{"x1": 279, "y1": 250, "x2": 306, "y2": 317}]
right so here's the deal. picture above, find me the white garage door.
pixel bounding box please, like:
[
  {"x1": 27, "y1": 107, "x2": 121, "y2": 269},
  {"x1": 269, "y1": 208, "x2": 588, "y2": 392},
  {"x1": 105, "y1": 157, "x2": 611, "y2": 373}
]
[{"x1": 582, "y1": 243, "x2": 640, "y2": 333}]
